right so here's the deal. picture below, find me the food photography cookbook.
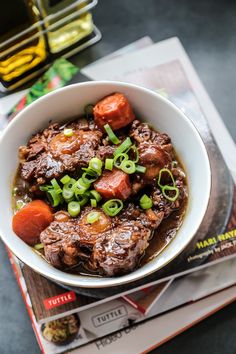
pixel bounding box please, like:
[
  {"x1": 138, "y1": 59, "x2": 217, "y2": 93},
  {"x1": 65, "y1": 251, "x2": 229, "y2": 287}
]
[{"x1": 0, "y1": 2, "x2": 236, "y2": 354}]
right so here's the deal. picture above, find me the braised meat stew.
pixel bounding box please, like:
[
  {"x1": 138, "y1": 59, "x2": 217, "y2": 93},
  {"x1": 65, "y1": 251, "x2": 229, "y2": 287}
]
[{"x1": 12, "y1": 92, "x2": 188, "y2": 277}]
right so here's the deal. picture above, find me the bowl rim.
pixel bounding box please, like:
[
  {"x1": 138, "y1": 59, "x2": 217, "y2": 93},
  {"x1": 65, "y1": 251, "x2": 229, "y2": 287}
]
[{"x1": 0, "y1": 80, "x2": 211, "y2": 288}]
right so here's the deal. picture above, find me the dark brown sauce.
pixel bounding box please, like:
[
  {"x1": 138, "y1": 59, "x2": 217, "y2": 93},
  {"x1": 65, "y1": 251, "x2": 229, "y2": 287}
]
[
  {"x1": 141, "y1": 201, "x2": 187, "y2": 265},
  {"x1": 12, "y1": 170, "x2": 33, "y2": 212}
]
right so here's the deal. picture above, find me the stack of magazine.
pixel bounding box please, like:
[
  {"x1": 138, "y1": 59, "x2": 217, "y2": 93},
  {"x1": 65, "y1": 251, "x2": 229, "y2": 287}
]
[{"x1": 1, "y1": 36, "x2": 236, "y2": 354}]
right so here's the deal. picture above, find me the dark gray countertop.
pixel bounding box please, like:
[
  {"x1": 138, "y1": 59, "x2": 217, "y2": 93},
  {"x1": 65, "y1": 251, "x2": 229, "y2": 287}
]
[{"x1": 0, "y1": 0, "x2": 236, "y2": 353}]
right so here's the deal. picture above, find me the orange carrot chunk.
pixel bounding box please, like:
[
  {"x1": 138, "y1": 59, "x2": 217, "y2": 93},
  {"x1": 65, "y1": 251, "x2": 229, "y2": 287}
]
[
  {"x1": 94, "y1": 168, "x2": 132, "y2": 200},
  {"x1": 93, "y1": 92, "x2": 135, "y2": 131},
  {"x1": 12, "y1": 200, "x2": 53, "y2": 246}
]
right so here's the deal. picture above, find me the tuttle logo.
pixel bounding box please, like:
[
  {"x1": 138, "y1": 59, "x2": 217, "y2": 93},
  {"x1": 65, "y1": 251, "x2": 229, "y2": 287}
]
[{"x1": 43, "y1": 291, "x2": 76, "y2": 310}]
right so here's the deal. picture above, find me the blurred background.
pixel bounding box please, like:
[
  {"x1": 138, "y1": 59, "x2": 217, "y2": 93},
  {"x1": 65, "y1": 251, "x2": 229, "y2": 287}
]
[{"x1": 0, "y1": 1, "x2": 236, "y2": 353}]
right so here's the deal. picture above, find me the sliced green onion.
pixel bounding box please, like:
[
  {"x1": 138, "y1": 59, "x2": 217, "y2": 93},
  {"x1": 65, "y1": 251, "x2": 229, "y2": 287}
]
[
  {"x1": 82, "y1": 170, "x2": 98, "y2": 184},
  {"x1": 39, "y1": 185, "x2": 52, "y2": 192},
  {"x1": 73, "y1": 178, "x2": 90, "y2": 189},
  {"x1": 114, "y1": 137, "x2": 132, "y2": 156},
  {"x1": 90, "y1": 190, "x2": 102, "y2": 202},
  {"x1": 127, "y1": 144, "x2": 139, "y2": 163},
  {"x1": 157, "y1": 168, "x2": 180, "y2": 202},
  {"x1": 75, "y1": 193, "x2": 89, "y2": 206},
  {"x1": 84, "y1": 104, "x2": 94, "y2": 118},
  {"x1": 102, "y1": 199, "x2": 123, "y2": 216},
  {"x1": 47, "y1": 189, "x2": 61, "y2": 207},
  {"x1": 64, "y1": 128, "x2": 73, "y2": 137},
  {"x1": 68, "y1": 201, "x2": 80, "y2": 217},
  {"x1": 62, "y1": 188, "x2": 74, "y2": 202},
  {"x1": 51, "y1": 178, "x2": 62, "y2": 194},
  {"x1": 158, "y1": 168, "x2": 175, "y2": 188},
  {"x1": 120, "y1": 160, "x2": 136, "y2": 174},
  {"x1": 91, "y1": 199, "x2": 97, "y2": 207},
  {"x1": 16, "y1": 200, "x2": 25, "y2": 210},
  {"x1": 105, "y1": 158, "x2": 114, "y2": 171},
  {"x1": 34, "y1": 243, "x2": 44, "y2": 250},
  {"x1": 162, "y1": 185, "x2": 179, "y2": 202},
  {"x1": 73, "y1": 178, "x2": 90, "y2": 195},
  {"x1": 60, "y1": 175, "x2": 71, "y2": 184},
  {"x1": 135, "y1": 165, "x2": 146, "y2": 173},
  {"x1": 62, "y1": 180, "x2": 76, "y2": 201},
  {"x1": 140, "y1": 194, "x2": 153, "y2": 210},
  {"x1": 89, "y1": 157, "x2": 103, "y2": 175},
  {"x1": 64, "y1": 178, "x2": 76, "y2": 189},
  {"x1": 104, "y1": 124, "x2": 120, "y2": 144},
  {"x1": 87, "y1": 211, "x2": 100, "y2": 224},
  {"x1": 114, "y1": 153, "x2": 128, "y2": 168}
]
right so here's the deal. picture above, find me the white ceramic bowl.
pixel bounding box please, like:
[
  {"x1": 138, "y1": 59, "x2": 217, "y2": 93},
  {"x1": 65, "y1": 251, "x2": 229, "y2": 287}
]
[{"x1": 0, "y1": 81, "x2": 211, "y2": 288}]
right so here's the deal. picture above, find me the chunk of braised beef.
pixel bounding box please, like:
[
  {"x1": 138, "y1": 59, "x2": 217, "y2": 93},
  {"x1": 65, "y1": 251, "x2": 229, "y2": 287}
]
[
  {"x1": 40, "y1": 218, "x2": 81, "y2": 268},
  {"x1": 138, "y1": 142, "x2": 172, "y2": 182},
  {"x1": 96, "y1": 145, "x2": 115, "y2": 160},
  {"x1": 129, "y1": 120, "x2": 173, "y2": 187},
  {"x1": 130, "y1": 120, "x2": 171, "y2": 145},
  {"x1": 40, "y1": 208, "x2": 112, "y2": 269},
  {"x1": 19, "y1": 121, "x2": 102, "y2": 185},
  {"x1": 119, "y1": 203, "x2": 164, "y2": 229},
  {"x1": 151, "y1": 166, "x2": 187, "y2": 218},
  {"x1": 90, "y1": 220, "x2": 151, "y2": 276}
]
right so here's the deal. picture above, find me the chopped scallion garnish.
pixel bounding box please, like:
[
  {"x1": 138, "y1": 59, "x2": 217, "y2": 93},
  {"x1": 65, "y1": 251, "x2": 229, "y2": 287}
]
[
  {"x1": 114, "y1": 137, "x2": 132, "y2": 156},
  {"x1": 39, "y1": 185, "x2": 53, "y2": 192},
  {"x1": 75, "y1": 192, "x2": 89, "y2": 206},
  {"x1": 104, "y1": 124, "x2": 120, "y2": 145},
  {"x1": 105, "y1": 158, "x2": 114, "y2": 171},
  {"x1": 90, "y1": 190, "x2": 102, "y2": 202},
  {"x1": 135, "y1": 165, "x2": 146, "y2": 173},
  {"x1": 120, "y1": 160, "x2": 136, "y2": 174},
  {"x1": 87, "y1": 211, "x2": 100, "y2": 224},
  {"x1": 60, "y1": 175, "x2": 71, "y2": 184},
  {"x1": 102, "y1": 199, "x2": 123, "y2": 216},
  {"x1": 158, "y1": 168, "x2": 175, "y2": 188},
  {"x1": 64, "y1": 128, "x2": 73, "y2": 137},
  {"x1": 139, "y1": 194, "x2": 153, "y2": 210},
  {"x1": 62, "y1": 179, "x2": 76, "y2": 202},
  {"x1": 89, "y1": 157, "x2": 103, "y2": 175},
  {"x1": 162, "y1": 185, "x2": 179, "y2": 202},
  {"x1": 51, "y1": 178, "x2": 62, "y2": 194},
  {"x1": 90, "y1": 199, "x2": 97, "y2": 207},
  {"x1": 62, "y1": 187, "x2": 74, "y2": 202},
  {"x1": 157, "y1": 168, "x2": 180, "y2": 202},
  {"x1": 68, "y1": 201, "x2": 80, "y2": 217},
  {"x1": 47, "y1": 189, "x2": 61, "y2": 207},
  {"x1": 73, "y1": 178, "x2": 90, "y2": 195},
  {"x1": 114, "y1": 153, "x2": 128, "y2": 169},
  {"x1": 82, "y1": 169, "x2": 99, "y2": 184}
]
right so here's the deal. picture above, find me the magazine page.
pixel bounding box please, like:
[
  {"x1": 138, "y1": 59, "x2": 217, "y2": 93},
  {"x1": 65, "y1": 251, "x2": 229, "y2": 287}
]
[
  {"x1": 70, "y1": 285, "x2": 236, "y2": 354},
  {"x1": 75, "y1": 37, "x2": 236, "y2": 299},
  {"x1": 17, "y1": 255, "x2": 236, "y2": 354}
]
